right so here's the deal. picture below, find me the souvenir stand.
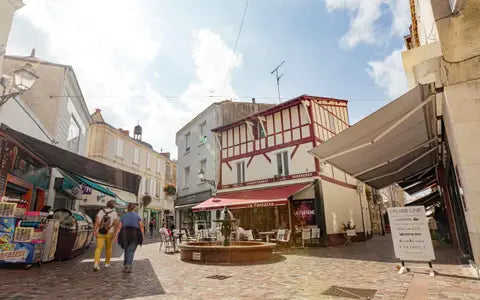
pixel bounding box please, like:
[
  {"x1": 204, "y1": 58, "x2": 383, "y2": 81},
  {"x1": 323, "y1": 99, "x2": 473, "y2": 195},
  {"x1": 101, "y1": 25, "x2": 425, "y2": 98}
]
[{"x1": 0, "y1": 198, "x2": 48, "y2": 269}]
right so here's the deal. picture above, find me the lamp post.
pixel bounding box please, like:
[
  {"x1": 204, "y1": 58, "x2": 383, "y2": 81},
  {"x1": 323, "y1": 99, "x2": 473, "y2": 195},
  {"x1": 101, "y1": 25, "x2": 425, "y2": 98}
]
[
  {"x1": 198, "y1": 169, "x2": 216, "y2": 196},
  {"x1": 1, "y1": 63, "x2": 39, "y2": 105}
]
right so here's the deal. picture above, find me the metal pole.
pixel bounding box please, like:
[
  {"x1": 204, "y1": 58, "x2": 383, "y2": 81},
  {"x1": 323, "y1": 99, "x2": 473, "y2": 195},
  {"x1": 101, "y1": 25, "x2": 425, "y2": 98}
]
[{"x1": 276, "y1": 71, "x2": 281, "y2": 104}]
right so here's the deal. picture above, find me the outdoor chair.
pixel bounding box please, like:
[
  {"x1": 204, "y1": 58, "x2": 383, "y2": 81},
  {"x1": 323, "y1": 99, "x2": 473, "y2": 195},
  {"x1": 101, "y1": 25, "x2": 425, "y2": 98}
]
[
  {"x1": 277, "y1": 229, "x2": 291, "y2": 252},
  {"x1": 301, "y1": 228, "x2": 311, "y2": 248},
  {"x1": 246, "y1": 230, "x2": 254, "y2": 241},
  {"x1": 159, "y1": 232, "x2": 175, "y2": 253},
  {"x1": 311, "y1": 228, "x2": 321, "y2": 246},
  {"x1": 270, "y1": 229, "x2": 285, "y2": 243}
]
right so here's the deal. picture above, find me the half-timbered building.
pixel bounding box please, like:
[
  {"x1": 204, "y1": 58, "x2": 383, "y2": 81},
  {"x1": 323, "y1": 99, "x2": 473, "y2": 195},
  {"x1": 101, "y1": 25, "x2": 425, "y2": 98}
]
[{"x1": 192, "y1": 95, "x2": 372, "y2": 245}]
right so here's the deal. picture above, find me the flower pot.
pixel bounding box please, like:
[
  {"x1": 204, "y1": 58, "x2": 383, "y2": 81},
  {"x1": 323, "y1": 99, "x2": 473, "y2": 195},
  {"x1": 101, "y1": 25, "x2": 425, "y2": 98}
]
[{"x1": 346, "y1": 229, "x2": 357, "y2": 237}]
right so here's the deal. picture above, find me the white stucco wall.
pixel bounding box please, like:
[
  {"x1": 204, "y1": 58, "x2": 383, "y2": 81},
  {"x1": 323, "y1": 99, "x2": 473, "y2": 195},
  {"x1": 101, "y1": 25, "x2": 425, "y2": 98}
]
[
  {"x1": 322, "y1": 180, "x2": 367, "y2": 235},
  {"x1": 0, "y1": 96, "x2": 52, "y2": 143},
  {"x1": 443, "y1": 79, "x2": 480, "y2": 264},
  {"x1": 176, "y1": 103, "x2": 219, "y2": 198}
]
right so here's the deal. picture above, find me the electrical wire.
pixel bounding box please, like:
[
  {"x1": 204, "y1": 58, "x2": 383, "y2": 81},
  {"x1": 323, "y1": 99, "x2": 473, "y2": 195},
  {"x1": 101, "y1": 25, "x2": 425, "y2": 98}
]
[
  {"x1": 220, "y1": 0, "x2": 250, "y2": 95},
  {"x1": 48, "y1": 94, "x2": 391, "y2": 102}
]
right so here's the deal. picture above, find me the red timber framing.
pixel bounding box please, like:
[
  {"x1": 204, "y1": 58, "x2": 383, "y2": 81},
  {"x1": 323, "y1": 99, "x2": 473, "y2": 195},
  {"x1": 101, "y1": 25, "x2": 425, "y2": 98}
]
[{"x1": 214, "y1": 95, "x2": 349, "y2": 187}]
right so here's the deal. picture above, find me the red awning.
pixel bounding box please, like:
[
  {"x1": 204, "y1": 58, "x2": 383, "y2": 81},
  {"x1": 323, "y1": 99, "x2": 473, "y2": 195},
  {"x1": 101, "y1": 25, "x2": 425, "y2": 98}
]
[{"x1": 192, "y1": 183, "x2": 311, "y2": 212}]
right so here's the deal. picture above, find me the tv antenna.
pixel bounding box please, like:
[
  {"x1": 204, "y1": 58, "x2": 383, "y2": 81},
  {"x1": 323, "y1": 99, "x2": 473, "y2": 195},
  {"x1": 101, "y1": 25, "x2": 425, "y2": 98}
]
[{"x1": 271, "y1": 60, "x2": 285, "y2": 103}]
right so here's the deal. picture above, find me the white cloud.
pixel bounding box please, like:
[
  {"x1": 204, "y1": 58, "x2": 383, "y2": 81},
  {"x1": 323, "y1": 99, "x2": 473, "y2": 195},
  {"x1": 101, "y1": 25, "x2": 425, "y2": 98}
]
[
  {"x1": 7, "y1": 1, "x2": 241, "y2": 157},
  {"x1": 180, "y1": 29, "x2": 242, "y2": 112},
  {"x1": 324, "y1": 0, "x2": 410, "y2": 48},
  {"x1": 367, "y1": 49, "x2": 408, "y2": 99}
]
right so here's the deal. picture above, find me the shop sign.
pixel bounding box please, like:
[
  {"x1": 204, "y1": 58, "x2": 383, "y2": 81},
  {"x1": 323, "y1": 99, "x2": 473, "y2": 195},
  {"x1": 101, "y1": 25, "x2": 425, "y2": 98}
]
[
  {"x1": 0, "y1": 249, "x2": 28, "y2": 260},
  {"x1": 388, "y1": 206, "x2": 435, "y2": 262},
  {"x1": 192, "y1": 252, "x2": 201, "y2": 261},
  {"x1": 0, "y1": 135, "x2": 46, "y2": 195},
  {"x1": 293, "y1": 199, "x2": 316, "y2": 226},
  {"x1": 176, "y1": 190, "x2": 212, "y2": 206},
  {"x1": 81, "y1": 184, "x2": 92, "y2": 195}
]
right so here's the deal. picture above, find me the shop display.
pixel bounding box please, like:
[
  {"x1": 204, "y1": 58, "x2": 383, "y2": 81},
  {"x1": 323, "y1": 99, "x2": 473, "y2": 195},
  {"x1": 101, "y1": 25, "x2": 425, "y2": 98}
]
[
  {"x1": 0, "y1": 200, "x2": 48, "y2": 269},
  {"x1": 42, "y1": 219, "x2": 60, "y2": 262}
]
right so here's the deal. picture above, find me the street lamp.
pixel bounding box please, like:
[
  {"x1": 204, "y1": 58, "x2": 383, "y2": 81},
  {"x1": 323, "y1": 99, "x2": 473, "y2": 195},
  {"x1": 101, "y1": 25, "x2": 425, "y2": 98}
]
[
  {"x1": 1, "y1": 63, "x2": 38, "y2": 105},
  {"x1": 13, "y1": 63, "x2": 39, "y2": 91},
  {"x1": 198, "y1": 169, "x2": 216, "y2": 195}
]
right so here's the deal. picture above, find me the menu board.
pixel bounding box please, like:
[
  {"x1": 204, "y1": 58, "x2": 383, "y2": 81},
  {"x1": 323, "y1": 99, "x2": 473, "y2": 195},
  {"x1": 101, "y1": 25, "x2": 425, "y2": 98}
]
[{"x1": 388, "y1": 206, "x2": 435, "y2": 262}]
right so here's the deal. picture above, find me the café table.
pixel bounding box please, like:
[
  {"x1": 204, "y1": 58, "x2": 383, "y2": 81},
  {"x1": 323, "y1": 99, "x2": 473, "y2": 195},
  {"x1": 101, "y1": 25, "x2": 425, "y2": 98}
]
[{"x1": 259, "y1": 231, "x2": 276, "y2": 243}]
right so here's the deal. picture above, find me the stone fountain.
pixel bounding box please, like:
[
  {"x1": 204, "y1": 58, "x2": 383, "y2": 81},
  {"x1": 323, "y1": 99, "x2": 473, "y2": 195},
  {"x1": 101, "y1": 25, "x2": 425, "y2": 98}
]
[{"x1": 179, "y1": 206, "x2": 276, "y2": 264}]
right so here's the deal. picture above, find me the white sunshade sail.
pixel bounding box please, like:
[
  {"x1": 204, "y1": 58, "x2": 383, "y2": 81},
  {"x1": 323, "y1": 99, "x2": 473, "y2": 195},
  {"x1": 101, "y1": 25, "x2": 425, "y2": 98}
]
[{"x1": 309, "y1": 85, "x2": 438, "y2": 189}]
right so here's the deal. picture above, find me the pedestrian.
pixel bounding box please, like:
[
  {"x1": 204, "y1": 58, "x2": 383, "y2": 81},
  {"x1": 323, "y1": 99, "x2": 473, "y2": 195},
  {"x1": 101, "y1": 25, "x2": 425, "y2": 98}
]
[
  {"x1": 93, "y1": 200, "x2": 118, "y2": 272},
  {"x1": 116, "y1": 203, "x2": 144, "y2": 273},
  {"x1": 159, "y1": 222, "x2": 172, "y2": 237},
  {"x1": 149, "y1": 218, "x2": 156, "y2": 238}
]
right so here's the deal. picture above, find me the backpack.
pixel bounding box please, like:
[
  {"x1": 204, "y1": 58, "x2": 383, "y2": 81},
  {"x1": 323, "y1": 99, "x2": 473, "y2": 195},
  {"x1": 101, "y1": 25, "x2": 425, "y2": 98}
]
[{"x1": 98, "y1": 209, "x2": 113, "y2": 234}]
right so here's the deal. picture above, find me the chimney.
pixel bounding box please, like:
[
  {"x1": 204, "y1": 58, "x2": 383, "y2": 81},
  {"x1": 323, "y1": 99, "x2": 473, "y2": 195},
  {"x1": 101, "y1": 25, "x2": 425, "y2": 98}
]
[
  {"x1": 95, "y1": 108, "x2": 101, "y2": 113},
  {"x1": 118, "y1": 129, "x2": 130, "y2": 137},
  {"x1": 252, "y1": 97, "x2": 256, "y2": 104},
  {"x1": 30, "y1": 48, "x2": 36, "y2": 57}
]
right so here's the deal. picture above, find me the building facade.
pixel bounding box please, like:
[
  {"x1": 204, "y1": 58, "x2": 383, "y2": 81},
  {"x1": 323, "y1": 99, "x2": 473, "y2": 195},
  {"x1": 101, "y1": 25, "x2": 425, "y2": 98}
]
[
  {"x1": 175, "y1": 100, "x2": 274, "y2": 232},
  {"x1": 193, "y1": 95, "x2": 371, "y2": 245},
  {"x1": 86, "y1": 109, "x2": 176, "y2": 226},
  {"x1": 402, "y1": 0, "x2": 480, "y2": 267},
  {"x1": 3, "y1": 52, "x2": 91, "y2": 210}
]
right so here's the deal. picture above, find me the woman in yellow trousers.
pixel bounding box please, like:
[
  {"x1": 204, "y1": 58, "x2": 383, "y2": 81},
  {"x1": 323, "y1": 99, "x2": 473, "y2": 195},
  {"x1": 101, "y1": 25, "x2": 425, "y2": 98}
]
[{"x1": 93, "y1": 200, "x2": 118, "y2": 271}]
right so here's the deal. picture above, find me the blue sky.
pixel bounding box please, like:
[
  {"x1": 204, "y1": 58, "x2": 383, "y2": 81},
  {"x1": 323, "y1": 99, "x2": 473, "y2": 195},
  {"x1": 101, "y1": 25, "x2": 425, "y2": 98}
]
[{"x1": 7, "y1": 0, "x2": 410, "y2": 158}]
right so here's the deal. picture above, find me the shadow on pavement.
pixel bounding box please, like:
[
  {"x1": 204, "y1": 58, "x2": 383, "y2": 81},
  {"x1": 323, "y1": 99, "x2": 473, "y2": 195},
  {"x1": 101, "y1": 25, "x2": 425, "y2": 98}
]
[
  {"x1": 284, "y1": 235, "x2": 460, "y2": 265},
  {"x1": 0, "y1": 258, "x2": 164, "y2": 299}
]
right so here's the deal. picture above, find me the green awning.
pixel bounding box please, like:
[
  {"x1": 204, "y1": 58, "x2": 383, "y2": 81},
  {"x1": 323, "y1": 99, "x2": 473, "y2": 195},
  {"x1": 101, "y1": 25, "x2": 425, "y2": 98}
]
[
  {"x1": 115, "y1": 196, "x2": 128, "y2": 207},
  {"x1": 71, "y1": 174, "x2": 116, "y2": 198}
]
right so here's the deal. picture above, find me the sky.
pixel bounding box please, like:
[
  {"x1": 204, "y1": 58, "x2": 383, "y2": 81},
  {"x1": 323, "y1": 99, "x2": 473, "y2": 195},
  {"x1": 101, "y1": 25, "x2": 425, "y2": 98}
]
[{"x1": 7, "y1": 0, "x2": 410, "y2": 159}]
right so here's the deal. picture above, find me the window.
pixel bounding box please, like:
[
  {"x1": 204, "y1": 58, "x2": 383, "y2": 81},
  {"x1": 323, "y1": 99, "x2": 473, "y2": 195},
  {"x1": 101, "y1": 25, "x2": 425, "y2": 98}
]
[
  {"x1": 156, "y1": 158, "x2": 161, "y2": 174},
  {"x1": 151, "y1": 180, "x2": 156, "y2": 196},
  {"x1": 199, "y1": 121, "x2": 207, "y2": 144},
  {"x1": 116, "y1": 139, "x2": 123, "y2": 157},
  {"x1": 184, "y1": 166, "x2": 190, "y2": 187},
  {"x1": 276, "y1": 151, "x2": 289, "y2": 176},
  {"x1": 252, "y1": 121, "x2": 265, "y2": 140},
  {"x1": 185, "y1": 132, "x2": 191, "y2": 152},
  {"x1": 146, "y1": 153, "x2": 151, "y2": 169},
  {"x1": 133, "y1": 148, "x2": 140, "y2": 165},
  {"x1": 199, "y1": 159, "x2": 207, "y2": 183},
  {"x1": 145, "y1": 178, "x2": 150, "y2": 195},
  {"x1": 166, "y1": 164, "x2": 171, "y2": 182},
  {"x1": 155, "y1": 180, "x2": 161, "y2": 197},
  {"x1": 329, "y1": 114, "x2": 336, "y2": 133},
  {"x1": 66, "y1": 115, "x2": 80, "y2": 152},
  {"x1": 236, "y1": 161, "x2": 245, "y2": 184}
]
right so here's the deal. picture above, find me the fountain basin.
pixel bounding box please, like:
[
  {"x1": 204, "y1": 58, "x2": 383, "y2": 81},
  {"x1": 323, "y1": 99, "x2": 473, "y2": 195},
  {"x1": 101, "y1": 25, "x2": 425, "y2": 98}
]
[{"x1": 179, "y1": 241, "x2": 276, "y2": 265}]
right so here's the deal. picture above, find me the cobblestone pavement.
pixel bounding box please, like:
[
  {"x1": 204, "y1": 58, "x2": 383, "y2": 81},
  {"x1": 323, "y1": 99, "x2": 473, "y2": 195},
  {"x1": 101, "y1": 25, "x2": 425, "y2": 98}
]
[{"x1": 0, "y1": 235, "x2": 478, "y2": 300}]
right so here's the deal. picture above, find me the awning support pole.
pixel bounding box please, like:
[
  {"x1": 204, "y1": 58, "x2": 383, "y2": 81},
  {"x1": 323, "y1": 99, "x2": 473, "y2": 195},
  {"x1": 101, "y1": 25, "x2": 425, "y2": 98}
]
[
  {"x1": 364, "y1": 146, "x2": 438, "y2": 183},
  {"x1": 353, "y1": 138, "x2": 437, "y2": 177},
  {"x1": 314, "y1": 95, "x2": 435, "y2": 163}
]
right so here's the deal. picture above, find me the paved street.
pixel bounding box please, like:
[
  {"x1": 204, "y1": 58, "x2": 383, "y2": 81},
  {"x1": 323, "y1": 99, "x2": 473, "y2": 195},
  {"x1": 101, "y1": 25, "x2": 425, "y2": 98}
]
[{"x1": 0, "y1": 235, "x2": 479, "y2": 300}]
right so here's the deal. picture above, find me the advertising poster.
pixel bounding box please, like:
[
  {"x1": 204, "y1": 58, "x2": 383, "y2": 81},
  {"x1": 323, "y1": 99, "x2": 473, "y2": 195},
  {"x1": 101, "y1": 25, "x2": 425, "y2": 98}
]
[
  {"x1": 387, "y1": 206, "x2": 435, "y2": 262},
  {"x1": 293, "y1": 199, "x2": 316, "y2": 226}
]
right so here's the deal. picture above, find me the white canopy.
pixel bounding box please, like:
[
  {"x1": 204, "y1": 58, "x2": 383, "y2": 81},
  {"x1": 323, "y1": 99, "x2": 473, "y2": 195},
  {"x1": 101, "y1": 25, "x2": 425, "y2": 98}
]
[{"x1": 309, "y1": 85, "x2": 438, "y2": 189}]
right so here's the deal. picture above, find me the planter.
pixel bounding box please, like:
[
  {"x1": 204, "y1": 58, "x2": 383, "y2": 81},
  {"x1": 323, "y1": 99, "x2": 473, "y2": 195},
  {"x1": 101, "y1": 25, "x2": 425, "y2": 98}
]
[{"x1": 346, "y1": 229, "x2": 357, "y2": 237}]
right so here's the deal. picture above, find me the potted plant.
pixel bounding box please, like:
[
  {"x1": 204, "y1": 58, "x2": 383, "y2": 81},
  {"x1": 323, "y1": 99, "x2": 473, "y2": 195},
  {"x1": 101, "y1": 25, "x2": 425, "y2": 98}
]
[
  {"x1": 163, "y1": 184, "x2": 176, "y2": 196},
  {"x1": 342, "y1": 221, "x2": 357, "y2": 237}
]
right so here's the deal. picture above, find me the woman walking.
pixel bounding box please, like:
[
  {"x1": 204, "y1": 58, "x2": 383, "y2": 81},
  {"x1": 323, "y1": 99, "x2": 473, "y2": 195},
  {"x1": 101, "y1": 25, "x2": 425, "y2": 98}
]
[{"x1": 116, "y1": 203, "x2": 144, "y2": 273}]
